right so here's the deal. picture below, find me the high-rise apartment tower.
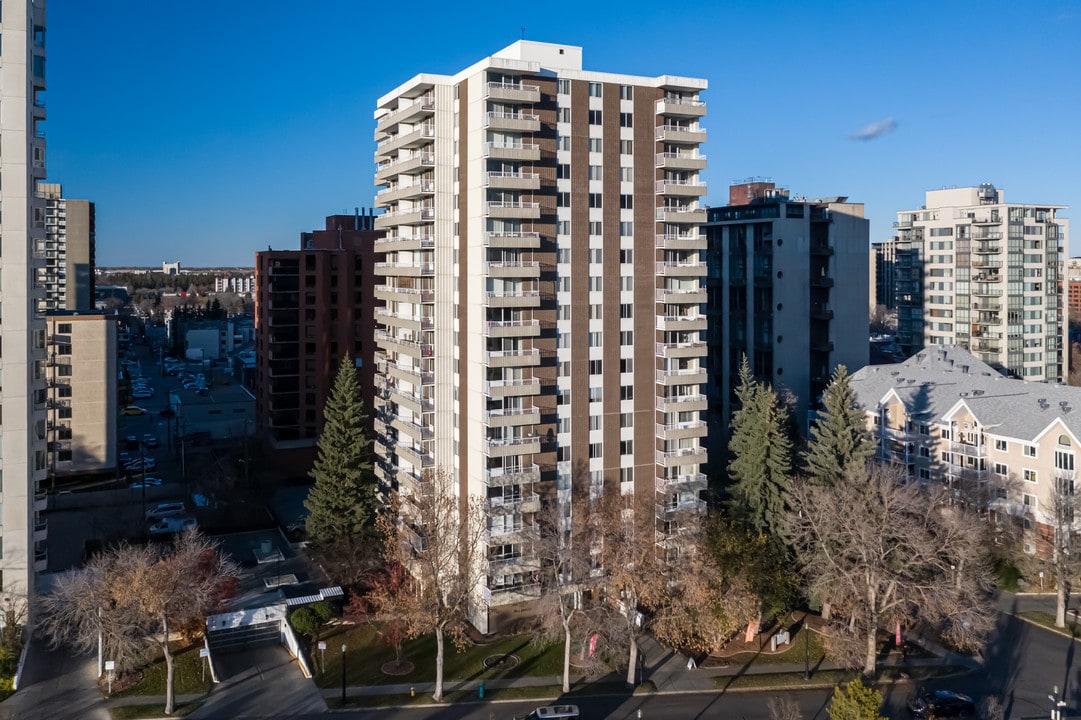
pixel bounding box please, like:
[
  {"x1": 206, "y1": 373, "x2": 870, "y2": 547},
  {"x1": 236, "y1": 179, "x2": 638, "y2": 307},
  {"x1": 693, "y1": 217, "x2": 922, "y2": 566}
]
[
  {"x1": 37, "y1": 183, "x2": 95, "y2": 312},
  {"x1": 0, "y1": 0, "x2": 50, "y2": 607},
  {"x1": 894, "y1": 184, "x2": 1069, "y2": 381},
  {"x1": 372, "y1": 41, "x2": 708, "y2": 632}
]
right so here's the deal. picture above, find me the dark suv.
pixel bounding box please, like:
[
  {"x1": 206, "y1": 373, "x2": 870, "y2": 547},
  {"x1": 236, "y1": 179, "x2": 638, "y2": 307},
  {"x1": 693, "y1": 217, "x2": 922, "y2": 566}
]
[{"x1": 908, "y1": 690, "x2": 975, "y2": 718}]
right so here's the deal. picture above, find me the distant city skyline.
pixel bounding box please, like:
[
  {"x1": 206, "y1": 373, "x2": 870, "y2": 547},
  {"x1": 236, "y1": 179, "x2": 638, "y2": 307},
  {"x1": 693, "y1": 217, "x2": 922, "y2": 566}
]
[{"x1": 48, "y1": 0, "x2": 1077, "y2": 266}]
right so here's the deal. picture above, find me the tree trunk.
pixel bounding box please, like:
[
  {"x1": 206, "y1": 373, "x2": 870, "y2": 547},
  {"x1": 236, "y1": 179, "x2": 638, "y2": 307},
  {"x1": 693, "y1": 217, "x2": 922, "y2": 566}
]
[
  {"x1": 626, "y1": 633, "x2": 638, "y2": 687},
  {"x1": 562, "y1": 623, "x2": 572, "y2": 694},
  {"x1": 433, "y1": 625, "x2": 445, "y2": 702},
  {"x1": 822, "y1": 601, "x2": 832, "y2": 621},
  {"x1": 163, "y1": 616, "x2": 175, "y2": 714},
  {"x1": 864, "y1": 587, "x2": 878, "y2": 677},
  {"x1": 1056, "y1": 575, "x2": 1067, "y2": 628}
]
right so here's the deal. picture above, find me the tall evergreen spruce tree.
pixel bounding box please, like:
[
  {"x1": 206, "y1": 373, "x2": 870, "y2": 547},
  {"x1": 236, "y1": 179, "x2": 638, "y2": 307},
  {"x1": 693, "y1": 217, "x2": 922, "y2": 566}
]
[
  {"x1": 804, "y1": 364, "x2": 876, "y2": 486},
  {"x1": 305, "y1": 355, "x2": 379, "y2": 545},
  {"x1": 727, "y1": 357, "x2": 793, "y2": 534}
]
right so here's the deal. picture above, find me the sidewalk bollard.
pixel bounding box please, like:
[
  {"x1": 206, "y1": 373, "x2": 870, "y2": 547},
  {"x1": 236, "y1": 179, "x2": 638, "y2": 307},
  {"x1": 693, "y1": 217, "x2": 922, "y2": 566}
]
[
  {"x1": 410, "y1": 687, "x2": 415, "y2": 697},
  {"x1": 479, "y1": 681, "x2": 485, "y2": 699}
]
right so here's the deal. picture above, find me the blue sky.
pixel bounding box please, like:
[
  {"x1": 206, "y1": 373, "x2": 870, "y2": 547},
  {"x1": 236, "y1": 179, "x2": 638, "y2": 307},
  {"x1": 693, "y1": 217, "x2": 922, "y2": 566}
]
[{"x1": 48, "y1": 0, "x2": 1079, "y2": 267}]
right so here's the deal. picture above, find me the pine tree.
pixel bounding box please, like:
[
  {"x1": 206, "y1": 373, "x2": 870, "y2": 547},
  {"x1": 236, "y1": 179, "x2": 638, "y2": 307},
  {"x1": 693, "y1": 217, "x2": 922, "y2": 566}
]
[
  {"x1": 804, "y1": 364, "x2": 876, "y2": 486},
  {"x1": 727, "y1": 356, "x2": 793, "y2": 535},
  {"x1": 304, "y1": 355, "x2": 379, "y2": 545}
]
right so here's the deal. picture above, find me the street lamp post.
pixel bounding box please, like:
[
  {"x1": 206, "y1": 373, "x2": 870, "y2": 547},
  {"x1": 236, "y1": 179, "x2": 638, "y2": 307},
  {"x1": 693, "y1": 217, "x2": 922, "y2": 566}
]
[
  {"x1": 803, "y1": 621, "x2": 810, "y2": 680},
  {"x1": 340, "y1": 644, "x2": 347, "y2": 704}
]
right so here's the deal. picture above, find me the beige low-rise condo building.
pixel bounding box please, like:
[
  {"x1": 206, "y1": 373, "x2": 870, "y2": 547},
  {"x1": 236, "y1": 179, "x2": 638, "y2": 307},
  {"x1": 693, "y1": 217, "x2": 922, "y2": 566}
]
[{"x1": 851, "y1": 346, "x2": 1080, "y2": 557}]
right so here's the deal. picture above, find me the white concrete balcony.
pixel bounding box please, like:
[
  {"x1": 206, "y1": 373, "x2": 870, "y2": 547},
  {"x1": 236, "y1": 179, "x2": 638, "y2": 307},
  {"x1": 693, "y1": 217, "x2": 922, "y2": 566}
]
[
  {"x1": 375, "y1": 152, "x2": 435, "y2": 182},
  {"x1": 485, "y1": 319, "x2": 541, "y2": 338},
  {"x1": 657, "y1": 393, "x2": 707, "y2": 413},
  {"x1": 486, "y1": 260, "x2": 541, "y2": 278},
  {"x1": 656, "y1": 368, "x2": 708, "y2": 386},
  {"x1": 486, "y1": 348, "x2": 541, "y2": 368},
  {"x1": 487, "y1": 201, "x2": 541, "y2": 220},
  {"x1": 656, "y1": 96, "x2": 707, "y2": 117},
  {"x1": 386, "y1": 360, "x2": 434, "y2": 386},
  {"x1": 375, "y1": 179, "x2": 435, "y2": 204},
  {"x1": 374, "y1": 206, "x2": 435, "y2": 228},
  {"x1": 389, "y1": 386, "x2": 435, "y2": 415},
  {"x1": 486, "y1": 290, "x2": 541, "y2": 308},
  {"x1": 657, "y1": 498, "x2": 707, "y2": 518},
  {"x1": 656, "y1": 473, "x2": 708, "y2": 493},
  {"x1": 392, "y1": 417, "x2": 434, "y2": 443},
  {"x1": 375, "y1": 124, "x2": 436, "y2": 158},
  {"x1": 656, "y1": 206, "x2": 707, "y2": 224},
  {"x1": 655, "y1": 233, "x2": 706, "y2": 250},
  {"x1": 485, "y1": 110, "x2": 541, "y2": 132},
  {"x1": 34, "y1": 488, "x2": 48, "y2": 513},
  {"x1": 485, "y1": 378, "x2": 541, "y2": 397},
  {"x1": 656, "y1": 151, "x2": 708, "y2": 170},
  {"x1": 950, "y1": 441, "x2": 986, "y2": 458},
  {"x1": 375, "y1": 234, "x2": 435, "y2": 252},
  {"x1": 486, "y1": 171, "x2": 541, "y2": 191},
  {"x1": 33, "y1": 516, "x2": 48, "y2": 543},
  {"x1": 656, "y1": 287, "x2": 707, "y2": 304},
  {"x1": 656, "y1": 446, "x2": 707, "y2": 467},
  {"x1": 485, "y1": 81, "x2": 541, "y2": 103},
  {"x1": 485, "y1": 435, "x2": 542, "y2": 457},
  {"x1": 375, "y1": 330, "x2": 429, "y2": 358},
  {"x1": 656, "y1": 260, "x2": 706, "y2": 277},
  {"x1": 656, "y1": 180, "x2": 707, "y2": 197},
  {"x1": 656, "y1": 314, "x2": 707, "y2": 332},
  {"x1": 486, "y1": 465, "x2": 540, "y2": 487},
  {"x1": 398, "y1": 443, "x2": 435, "y2": 469},
  {"x1": 485, "y1": 231, "x2": 541, "y2": 249},
  {"x1": 374, "y1": 260, "x2": 435, "y2": 278},
  {"x1": 485, "y1": 142, "x2": 541, "y2": 162},
  {"x1": 656, "y1": 341, "x2": 707, "y2": 359},
  {"x1": 487, "y1": 493, "x2": 541, "y2": 514},
  {"x1": 375, "y1": 97, "x2": 435, "y2": 135},
  {"x1": 655, "y1": 124, "x2": 706, "y2": 144},
  {"x1": 488, "y1": 555, "x2": 541, "y2": 572},
  {"x1": 34, "y1": 549, "x2": 48, "y2": 573},
  {"x1": 374, "y1": 307, "x2": 434, "y2": 332},
  {"x1": 486, "y1": 406, "x2": 541, "y2": 427},
  {"x1": 374, "y1": 285, "x2": 435, "y2": 304},
  {"x1": 656, "y1": 420, "x2": 708, "y2": 441}
]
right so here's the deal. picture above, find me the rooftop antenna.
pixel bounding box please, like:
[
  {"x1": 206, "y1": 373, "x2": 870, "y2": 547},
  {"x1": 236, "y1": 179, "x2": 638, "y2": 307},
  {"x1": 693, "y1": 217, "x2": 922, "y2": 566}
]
[{"x1": 521, "y1": 26, "x2": 526, "y2": 39}]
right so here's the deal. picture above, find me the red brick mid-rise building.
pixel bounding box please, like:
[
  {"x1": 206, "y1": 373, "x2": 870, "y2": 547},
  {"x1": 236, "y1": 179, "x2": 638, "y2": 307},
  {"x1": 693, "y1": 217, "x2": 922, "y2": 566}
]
[{"x1": 254, "y1": 212, "x2": 381, "y2": 474}]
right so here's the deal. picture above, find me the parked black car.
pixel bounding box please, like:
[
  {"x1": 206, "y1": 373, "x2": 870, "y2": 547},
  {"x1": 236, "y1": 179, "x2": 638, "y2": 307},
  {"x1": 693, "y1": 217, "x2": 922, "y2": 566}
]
[{"x1": 908, "y1": 690, "x2": 975, "y2": 718}]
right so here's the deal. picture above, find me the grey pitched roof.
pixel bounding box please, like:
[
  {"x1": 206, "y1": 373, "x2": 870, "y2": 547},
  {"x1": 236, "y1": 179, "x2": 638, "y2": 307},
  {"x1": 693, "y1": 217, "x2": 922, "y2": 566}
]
[{"x1": 850, "y1": 346, "x2": 1081, "y2": 442}]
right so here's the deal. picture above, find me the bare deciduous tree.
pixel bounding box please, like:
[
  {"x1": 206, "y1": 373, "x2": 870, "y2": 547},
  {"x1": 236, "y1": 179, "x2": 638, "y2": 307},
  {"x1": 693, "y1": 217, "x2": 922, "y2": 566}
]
[
  {"x1": 1020, "y1": 472, "x2": 1081, "y2": 627},
  {"x1": 378, "y1": 467, "x2": 488, "y2": 701},
  {"x1": 788, "y1": 462, "x2": 994, "y2": 675},
  {"x1": 532, "y1": 495, "x2": 597, "y2": 693},
  {"x1": 768, "y1": 695, "x2": 804, "y2": 720}
]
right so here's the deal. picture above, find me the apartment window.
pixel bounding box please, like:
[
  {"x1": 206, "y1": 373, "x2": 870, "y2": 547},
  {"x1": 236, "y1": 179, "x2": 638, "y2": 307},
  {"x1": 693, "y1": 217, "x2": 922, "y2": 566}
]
[
  {"x1": 620, "y1": 249, "x2": 633, "y2": 264},
  {"x1": 558, "y1": 136, "x2": 571, "y2": 151},
  {"x1": 620, "y1": 194, "x2": 633, "y2": 210},
  {"x1": 589, "y1": 360, "x2": 603, "y2": 375},
  {"x1": 557, "y1": 107, "x2": 571, "y2": 123},
  {"x1": 620, "y1": 412, "x2": 633, "y2": 428},
  {"x1": 59, "y1": 407, "x2": 72, "y2": 419},
  {"x1": 557, "y1": 220, "x2": 571, "y2": 235},
  {"x1": 588, "y1": 82, "x2": 602, "y2": 97},
  {"x1": 557, "y1": 163, "x2": 570, "y2": 179},
  {"x1": 620, "y1": 385, "x2": 634, "y2": 401},
  {"x1": 620, "y1": 331, "x2": 633, "y2": 345},
  {"x1": 589, "y1": 442, "x2": 603, "y2": 458},
  {"x1": 57, "y1": 364, "x2": 72, "y2": 377},
  {"x1": 919, "y1": 424, "x2": 930, "y2": 435},
  {"x1": 620, "y1": 358, "x2": 633, "y2": 373},
  {"x1": 620, "y1": 167, "x2": 633, "y2": 182},
  {"x1": 1023, "y1": 444, "x2": 1037, "y2": 458},
  {"x1": 919, "y1": 446, "x2": 930, "y2": 458},
  {"x1": 940, "y1": 451, "x2": 950, "y2": 463},
  {"x1": 589, "y1": 304, "x2": 603, "y2": 319},
  {"x1": 620, "y1": 276, "x2": 633, "y2": 291},
  {"x1": 589, "y1": 138, "x2": 603, "y2": 152},
  {"x1": 589, "y1": 249, "x2": 603, "y2": 264},
  {"x1": 994, "y1": 439, "x2": 1007, "y2": 452},
  {"x1": 588, "y1": 110, "x2": 602, "y2": 125},
  {"x1": 620, "y1": 440, "x2": 633, "y2": 455},
  {"x1": 620, "y1": 304, "x2": 633, "y2": 319},
  {"x1": 557, "y1": 191, "x2": 571, "y2": 207},
  {"x1": 588, "y1": 165, "x2": 603, "y2": 180},
  {"x1": 1055, "y1": 450, "x2": 1074, "y2": 472},
  {"x1": 1023, "y1": 469, "x2": 1037, "y2": 483},
  {"x1": 557, "y1": 249, "x2": 571, "y2": 264},
  {"x1": 589, "y1": 277, "x2": 603, "y2": 291},
  {"x1": 588, "y1": 331, "x2": 602, "y2": 346},
  {"x1": 558, "y1": 79, "x2": 570, "y2": 94},
  {"x1": 995, "y1": 462, "x2": 1008, "y2": 476},
  {"x1": 917, "y1": 467, "x2": 931, "y2": 480},
  {"x1": 1023, "y1": 493, "x2": 1037, "y2": 509},
  {"x1": 589, "y1": 193, "x2": 602, "y2": 208},
  {"x1": 589, "y1": 415, "x2": 602, "y2": 431},
  {"x1": 619, "y1": 112, "x2": 633, "y2": 128},
  {"x1": 57, "y1": 323, "x2": 72, "y2": 334},
  {"x1": 589, "y1": 221, "x2": 603, "y2": 235},
  {"x1": 619, "y1": 85, "x2": 633, "y2": 100}
]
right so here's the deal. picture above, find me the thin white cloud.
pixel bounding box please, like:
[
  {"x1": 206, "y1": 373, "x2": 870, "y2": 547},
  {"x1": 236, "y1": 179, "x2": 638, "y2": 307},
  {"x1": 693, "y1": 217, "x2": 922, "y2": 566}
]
[{"x1": 849, "y1": 117, "x2": 898, "y2": 141}]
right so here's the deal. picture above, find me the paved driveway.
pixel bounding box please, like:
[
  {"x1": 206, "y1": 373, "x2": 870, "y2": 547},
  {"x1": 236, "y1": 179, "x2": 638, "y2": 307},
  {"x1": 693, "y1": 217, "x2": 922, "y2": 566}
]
[
  {"x1": 191, "y1": 644, "x2": 326, "y2": 719},
  {"x1": 0, "y1": 641, "x2": 106, "y2": 720}
]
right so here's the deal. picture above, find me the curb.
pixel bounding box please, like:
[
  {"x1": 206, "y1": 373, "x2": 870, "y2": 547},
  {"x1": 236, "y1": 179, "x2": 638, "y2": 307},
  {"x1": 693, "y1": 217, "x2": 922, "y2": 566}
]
[{"x1": 1011, "y1": 613, "x2": 1081, "y2": 643}]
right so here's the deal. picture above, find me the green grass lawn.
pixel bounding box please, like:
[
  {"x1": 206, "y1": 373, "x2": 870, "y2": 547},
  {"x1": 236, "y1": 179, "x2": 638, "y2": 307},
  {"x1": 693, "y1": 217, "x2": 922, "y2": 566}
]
[
  {"x1": 329, "y1": 680, "x2": 634, "y2": 709},
  {"x1": 115, "y1": 643, "x2": 214, "y2": 698},
  {"x1": 1018, "y1": 611, "x2": 1081, "y2": 640},
  {"x1": 313, "y1": 626, "x2": 566, "y2": 689}
]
